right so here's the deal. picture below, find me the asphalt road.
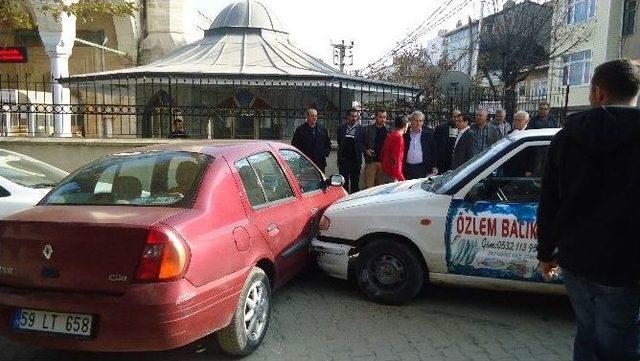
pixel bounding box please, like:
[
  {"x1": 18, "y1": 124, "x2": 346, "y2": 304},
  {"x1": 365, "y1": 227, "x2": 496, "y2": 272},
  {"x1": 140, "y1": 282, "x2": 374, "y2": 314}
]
[{"x1": 1, "y1": 269, "x2": 575, "y2": 361}]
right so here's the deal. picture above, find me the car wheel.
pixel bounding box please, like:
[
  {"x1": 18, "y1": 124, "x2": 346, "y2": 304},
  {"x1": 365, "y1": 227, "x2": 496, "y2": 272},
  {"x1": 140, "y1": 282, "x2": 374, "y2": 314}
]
[
  {"x1": 217, "y1": 267, "x2": 271, "y2": 356},
  {"x1": 355, "y1": 239, "x2": 425, "y2": 305}
]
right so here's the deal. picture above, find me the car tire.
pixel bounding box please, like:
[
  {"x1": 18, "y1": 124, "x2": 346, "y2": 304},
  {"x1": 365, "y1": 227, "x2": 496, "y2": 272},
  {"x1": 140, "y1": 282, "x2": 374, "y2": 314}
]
[
  {"x1": 355, "y1": 239, "x2": 425, "y2": 305},
  {"x1": 217, "y1": 267, "x2": 271, "y2": 356}
]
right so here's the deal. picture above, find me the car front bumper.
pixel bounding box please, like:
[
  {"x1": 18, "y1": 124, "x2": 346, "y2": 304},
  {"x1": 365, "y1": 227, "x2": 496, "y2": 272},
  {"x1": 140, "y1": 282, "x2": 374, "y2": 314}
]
[{"x1": 310, "y1": 238, "x2": 356, "y2": 280}]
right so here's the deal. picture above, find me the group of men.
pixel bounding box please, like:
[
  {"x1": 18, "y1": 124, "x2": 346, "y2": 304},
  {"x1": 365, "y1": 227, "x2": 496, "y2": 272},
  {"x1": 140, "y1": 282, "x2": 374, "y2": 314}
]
[
  {"x1": 292, "y1": 102, "x2": 557, "y2": 193},
  {"x1": 293, "y1": 59, "x2": 640, "y2": 361}
]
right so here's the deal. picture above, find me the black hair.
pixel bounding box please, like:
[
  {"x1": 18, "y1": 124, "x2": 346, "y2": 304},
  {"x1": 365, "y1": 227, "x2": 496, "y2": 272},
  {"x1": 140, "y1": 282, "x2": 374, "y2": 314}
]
[
  {"x1": 394, "y1": 115, "x2": 408, "y2": 129},
  {"x1": 374, "y1": 108, "x2": 386, "y2": 116},
  {"x1": 591, "y1": 59, "x2": 640, "y2": 101}
]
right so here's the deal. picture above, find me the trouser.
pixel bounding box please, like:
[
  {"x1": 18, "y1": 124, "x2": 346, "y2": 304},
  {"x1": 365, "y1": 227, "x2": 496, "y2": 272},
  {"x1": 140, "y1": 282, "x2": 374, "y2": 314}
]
[
  {"x1": 404, "y1": 162, "x2": 429, "y2": 180},
  {"x1": 563, "y1": 270, "x2": 640, "y2": 361},
  {"x1": 338, "y1": 163, "x2": 361, "y2": 193},
  {"x1": 363, "y1": 161, "x2": 385, "y2": 189}
]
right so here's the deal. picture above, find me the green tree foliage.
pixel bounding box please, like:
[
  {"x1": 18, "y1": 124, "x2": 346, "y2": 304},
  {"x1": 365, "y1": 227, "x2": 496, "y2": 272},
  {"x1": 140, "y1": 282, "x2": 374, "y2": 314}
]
[{"x1": 1, "y1": 0, "x2": 137, "y2": 29}]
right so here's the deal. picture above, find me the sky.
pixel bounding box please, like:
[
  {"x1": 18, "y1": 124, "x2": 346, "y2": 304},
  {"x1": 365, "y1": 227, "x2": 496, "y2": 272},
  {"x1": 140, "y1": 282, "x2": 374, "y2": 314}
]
[{"x1": 191, "y1": 0, "x2": 480, "y2": 72}]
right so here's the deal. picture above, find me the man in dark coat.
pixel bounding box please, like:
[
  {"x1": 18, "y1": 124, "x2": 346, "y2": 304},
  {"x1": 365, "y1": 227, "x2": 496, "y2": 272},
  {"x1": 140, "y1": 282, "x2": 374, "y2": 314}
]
[
  {"x1": 433, "y1": 110, "x2": 460, "y2": 173},
  {"x1": 530, "y1": 102, "x2": 558, "y2": 129},
  {"x1": 537, "y1": 59, "x2": 640, "y2": 361},
  {"x1": 337, "y1": 108, "x2": 364, "y2": 193},
  {"x1": 451, "y1": 114, "x2": 477, "y2": 169},
  {"x1": 403, "y1": 111, "x2": 435, "y2": 179},
  {"x1": 362, "y1": 109, "x2": 389, "y2": 188},
  {"x1": 291, "y1": 108, "x2": 331, "y2": 172}
]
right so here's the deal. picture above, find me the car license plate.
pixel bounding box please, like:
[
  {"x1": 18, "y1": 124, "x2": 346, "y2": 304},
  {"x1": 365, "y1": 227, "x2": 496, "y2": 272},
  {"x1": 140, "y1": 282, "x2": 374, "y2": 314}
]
[{"x1": 12, "y1": 308, "x2": 93, "y2": 337}]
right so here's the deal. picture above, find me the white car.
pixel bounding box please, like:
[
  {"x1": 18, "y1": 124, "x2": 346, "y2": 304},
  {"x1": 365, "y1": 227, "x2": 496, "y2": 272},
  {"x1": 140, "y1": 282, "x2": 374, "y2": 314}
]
[
  {"x1": 311, "y1": 129, "x2": 564, "y2": 304},
  {"x1": 0, "y1": 149, "x2": 68, "y2": 219}
]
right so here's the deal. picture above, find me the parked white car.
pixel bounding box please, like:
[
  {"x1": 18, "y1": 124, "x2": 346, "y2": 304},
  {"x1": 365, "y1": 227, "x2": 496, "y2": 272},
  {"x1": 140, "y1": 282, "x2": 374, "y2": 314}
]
[
  {"x1": 311, "y1": 129, "x2": 564, "y2": 305},
  {"x1": 0, "y1": 149, "x2": 68, "y2": 219}
]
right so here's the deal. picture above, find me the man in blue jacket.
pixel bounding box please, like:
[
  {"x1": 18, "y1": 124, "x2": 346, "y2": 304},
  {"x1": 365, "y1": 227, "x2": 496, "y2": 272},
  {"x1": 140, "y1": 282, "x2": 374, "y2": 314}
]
[
  {"x1": 337, "y1": 108, "x2": 364, "y2": 193},
  {"x1": 537, "y1": 59, "x2": 640, "y2": 361}
]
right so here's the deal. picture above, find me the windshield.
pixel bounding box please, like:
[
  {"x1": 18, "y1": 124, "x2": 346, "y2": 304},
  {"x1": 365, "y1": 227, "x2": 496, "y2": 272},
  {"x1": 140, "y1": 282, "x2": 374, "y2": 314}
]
[
  {"x1": 0, "y1": 150, "x2": 68, "y2": 188},
  {"x1": 422, "y1": 137, "x2": 512, "y2": 192},
  {"x1": 44, "y1": 151, "x2": 212, "y2": 207}
]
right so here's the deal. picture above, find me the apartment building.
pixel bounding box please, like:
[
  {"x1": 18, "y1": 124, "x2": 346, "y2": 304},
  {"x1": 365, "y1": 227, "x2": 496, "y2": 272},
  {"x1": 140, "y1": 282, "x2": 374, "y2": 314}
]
[{"x1": 548, "y1": 0, "x2": 640, "y2": 109}]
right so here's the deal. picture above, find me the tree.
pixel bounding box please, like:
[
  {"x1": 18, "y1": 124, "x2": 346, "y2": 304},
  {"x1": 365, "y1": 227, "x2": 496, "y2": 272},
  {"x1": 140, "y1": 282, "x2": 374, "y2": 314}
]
[
  {"x1": 0, "y1": 0, "x2": 137, "y2": 29},
  {"x1": 475, "y1": 0, "x2": 592, "y2": 117}
]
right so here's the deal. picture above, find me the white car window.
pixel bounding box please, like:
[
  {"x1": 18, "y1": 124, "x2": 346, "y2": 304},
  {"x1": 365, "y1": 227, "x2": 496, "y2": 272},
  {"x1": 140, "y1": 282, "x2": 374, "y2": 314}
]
[{"x1": 0, "y1": 151, "x2": 67, "y2": 188}]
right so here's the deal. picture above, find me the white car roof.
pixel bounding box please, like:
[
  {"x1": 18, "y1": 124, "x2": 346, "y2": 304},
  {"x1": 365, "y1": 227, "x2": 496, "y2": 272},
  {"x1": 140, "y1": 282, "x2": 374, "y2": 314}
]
[{"x1": 506, "y1": 128, "x2": 560, "y2": 141}]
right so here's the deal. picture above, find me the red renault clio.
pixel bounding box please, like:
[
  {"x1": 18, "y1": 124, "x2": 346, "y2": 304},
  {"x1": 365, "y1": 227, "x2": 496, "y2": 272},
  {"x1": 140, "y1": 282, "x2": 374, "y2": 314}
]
[{"x1": 0, "y1": 141, "x2": 345, "y2": 355}]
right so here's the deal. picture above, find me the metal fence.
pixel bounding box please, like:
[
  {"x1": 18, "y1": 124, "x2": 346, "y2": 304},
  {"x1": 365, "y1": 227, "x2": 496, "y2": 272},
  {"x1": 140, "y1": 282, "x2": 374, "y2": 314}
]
[{"x1": 0, "y1": 74, "x2": 569, "y2": 140}]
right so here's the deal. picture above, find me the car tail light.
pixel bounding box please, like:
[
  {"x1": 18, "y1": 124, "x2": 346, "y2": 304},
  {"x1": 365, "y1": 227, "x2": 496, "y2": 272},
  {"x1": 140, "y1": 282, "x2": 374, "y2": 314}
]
[
  {"x1": 135, "y1": 225, "x2": 191, "y2": 282},
  {"x1": 318, "y1": 215, "x2": 331, "y2": 231}
]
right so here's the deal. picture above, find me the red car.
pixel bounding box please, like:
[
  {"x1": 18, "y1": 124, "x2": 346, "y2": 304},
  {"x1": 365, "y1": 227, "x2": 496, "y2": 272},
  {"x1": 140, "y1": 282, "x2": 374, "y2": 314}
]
[{"x1": 0, "y1": 141, "x2": 346, "y2": 355}]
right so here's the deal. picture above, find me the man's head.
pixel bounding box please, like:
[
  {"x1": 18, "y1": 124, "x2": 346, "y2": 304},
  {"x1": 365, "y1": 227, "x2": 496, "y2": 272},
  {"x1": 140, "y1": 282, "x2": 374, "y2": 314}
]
[
  {"x1": 474, "y1": 108, "x2": 488, "y2": 127},
  {"x1": 537, "y1": 102, "x2": 550, "y2": 118},
  {"x1": 374, "y1": 109, "x2": 387, "y2": 127},
  {"x1": 409, "y1": 110, "x2": 425, "y2": 132},
  {"x1": 306, "y1": 108, "x2": 318, "y2": 127},
  {"x1": 513, "y1": 110, "x2": 530, "y2": 130},
  {"x1": 394, "y1": 115, "x2": 408, "y2": 133},
  {"x1": 450, "y1": 109, "x2": 461, "y2": 126},
  {"x1": 589, "y1": 59, "x2": 640, "y2": 107},
  {"x1": 346, "y1": 107, "x2": 358, "y2": 125},
  {"x1": 173, "y1": 117, "x2": 184, "y2": 131},
  {"x1": 455, "y1": 113, "x2": 470, "y2": 130},
  {"x1": 495, "y1": 109, "x2": 506, "y2": 123}
]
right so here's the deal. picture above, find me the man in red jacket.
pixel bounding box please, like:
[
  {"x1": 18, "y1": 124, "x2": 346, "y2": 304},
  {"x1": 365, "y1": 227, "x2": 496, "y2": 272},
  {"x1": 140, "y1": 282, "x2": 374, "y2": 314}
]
[{"x1": 381, "y1": 115, "x2": 408, "y2": 182}]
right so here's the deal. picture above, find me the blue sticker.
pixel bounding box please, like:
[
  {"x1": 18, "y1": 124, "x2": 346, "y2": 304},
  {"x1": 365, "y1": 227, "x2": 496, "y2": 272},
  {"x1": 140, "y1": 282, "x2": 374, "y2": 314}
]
[
  {"x1": 12, "y1": 309, "x2": 22, "y2": 329},
  {"x1": 445, "y1": 199, "x2": 562, "y2": 283}
]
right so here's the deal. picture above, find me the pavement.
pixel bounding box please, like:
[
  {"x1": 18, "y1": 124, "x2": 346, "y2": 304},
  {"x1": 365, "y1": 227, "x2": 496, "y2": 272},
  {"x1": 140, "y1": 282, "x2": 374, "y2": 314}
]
[{"x1": 0, "y1": 269, "x2": 575, "y2": 361}]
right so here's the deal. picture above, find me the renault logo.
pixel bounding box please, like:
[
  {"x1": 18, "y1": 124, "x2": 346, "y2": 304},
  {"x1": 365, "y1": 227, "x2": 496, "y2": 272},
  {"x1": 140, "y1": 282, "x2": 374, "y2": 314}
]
[{"x1": 43, "y1": 244, "x2": 53, "y2": 260}]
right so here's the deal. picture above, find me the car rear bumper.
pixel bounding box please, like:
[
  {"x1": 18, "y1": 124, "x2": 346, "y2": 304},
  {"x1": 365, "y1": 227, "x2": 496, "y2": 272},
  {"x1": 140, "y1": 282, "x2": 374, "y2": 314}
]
[
  {"x1": 0, "y1": 268, "x2": 249, "y2": 352},
  {"x1": 310, "y1": 238, "x2": 355, "y2": 280}
]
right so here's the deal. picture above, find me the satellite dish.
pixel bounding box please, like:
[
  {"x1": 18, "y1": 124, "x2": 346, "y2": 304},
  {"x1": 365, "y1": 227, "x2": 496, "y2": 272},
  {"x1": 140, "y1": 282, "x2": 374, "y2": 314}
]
[{"x1": 437, "y1": 71, "x2": 471, "y2": 97}]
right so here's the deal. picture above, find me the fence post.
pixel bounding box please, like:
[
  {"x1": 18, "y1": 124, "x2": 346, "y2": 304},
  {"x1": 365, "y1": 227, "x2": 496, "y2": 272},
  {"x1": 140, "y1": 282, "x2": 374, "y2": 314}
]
[{"x1": 563, "y1": 85, "x2": 570, "y2": 119}]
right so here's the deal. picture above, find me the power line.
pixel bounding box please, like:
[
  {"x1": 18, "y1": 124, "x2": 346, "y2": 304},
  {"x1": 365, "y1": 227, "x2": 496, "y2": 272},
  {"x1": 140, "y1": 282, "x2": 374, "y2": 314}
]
[
  {"x1": 360, "y1": 0, "x2": 468, "y2": 74},
  {"x1": 363, "y1": 0, "x2": 474, "y2": 76}
]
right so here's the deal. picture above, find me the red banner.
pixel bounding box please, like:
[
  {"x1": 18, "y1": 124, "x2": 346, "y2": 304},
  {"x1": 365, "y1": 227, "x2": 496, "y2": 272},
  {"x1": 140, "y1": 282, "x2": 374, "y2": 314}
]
[{"x1": 0, "y1": 47, "x2": 28, "y2": 63}]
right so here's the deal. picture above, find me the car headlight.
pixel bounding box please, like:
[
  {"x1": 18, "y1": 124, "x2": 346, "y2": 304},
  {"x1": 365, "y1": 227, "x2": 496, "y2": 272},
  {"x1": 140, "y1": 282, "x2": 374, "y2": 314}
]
[{"x1": 318, "y1": 215, "x2": 331, "y2": 231}]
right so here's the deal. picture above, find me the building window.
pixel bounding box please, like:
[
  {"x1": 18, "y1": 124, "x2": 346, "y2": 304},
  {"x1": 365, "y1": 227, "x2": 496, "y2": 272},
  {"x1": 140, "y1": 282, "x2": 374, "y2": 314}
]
[
  {"x1": 561, "y1": 50, "x2": 591, "y2": 86},
  {"x1": 623, "y1": 0, "x2": 637, "y2": 36},
  {"x1": 567, "y1": 0, "x2": 597, "y2": 24},
  {"x1": 532, "y1": 79, "x2": 548, "y2": 99},
  {"x1": 517, "y1": 82, "x2": 527, "y2": 97}
]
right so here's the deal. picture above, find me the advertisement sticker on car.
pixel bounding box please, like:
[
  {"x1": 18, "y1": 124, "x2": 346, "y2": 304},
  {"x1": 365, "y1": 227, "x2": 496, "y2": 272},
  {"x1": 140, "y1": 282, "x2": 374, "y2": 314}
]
[{"x1": 445, "y1": 199, "x2": 560, "y2": 283}]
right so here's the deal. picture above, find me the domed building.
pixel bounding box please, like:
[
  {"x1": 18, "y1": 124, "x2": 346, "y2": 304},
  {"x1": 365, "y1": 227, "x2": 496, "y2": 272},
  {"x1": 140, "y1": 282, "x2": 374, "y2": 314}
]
[{"x1": 62, "y1": 0, "x2": 418, "y2": 140}]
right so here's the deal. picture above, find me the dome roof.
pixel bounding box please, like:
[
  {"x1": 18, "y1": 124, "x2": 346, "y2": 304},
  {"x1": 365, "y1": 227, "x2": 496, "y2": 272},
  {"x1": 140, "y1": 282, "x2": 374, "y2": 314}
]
[{"x1": 209, "y1": 0, "x2": 287, "y2": 33}]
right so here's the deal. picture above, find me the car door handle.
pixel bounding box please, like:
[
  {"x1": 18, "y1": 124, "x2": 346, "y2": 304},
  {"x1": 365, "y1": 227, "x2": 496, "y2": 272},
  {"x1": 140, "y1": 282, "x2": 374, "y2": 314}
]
[{"x1": 267, "y1": 223, "x2": 279, "y2": 236}]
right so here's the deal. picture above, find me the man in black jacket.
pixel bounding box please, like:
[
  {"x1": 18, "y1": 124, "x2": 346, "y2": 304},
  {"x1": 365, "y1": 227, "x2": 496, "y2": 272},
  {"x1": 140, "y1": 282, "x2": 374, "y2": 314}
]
[
  {"x1": 403, "y1": 110, "x2": 435, "y2": 179},
  {"x1": 451, "y1": 114, "x2": 477, "y2": 169},
  {"x1": 433, "y1": 110, "x2": 460, "y2": 173},
  {"x1": 537, "y1": 59, "x2": 640, "y2": 361},
  {"x1": 291, "y1": 108, "x2": 331, "y2": 172},
  {"x1": 337, "y1": 108, "x2": 364, "y2": 193}
]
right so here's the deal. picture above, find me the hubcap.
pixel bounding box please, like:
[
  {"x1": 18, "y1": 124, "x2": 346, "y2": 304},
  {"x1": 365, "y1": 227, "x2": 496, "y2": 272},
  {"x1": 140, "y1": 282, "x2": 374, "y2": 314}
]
[
  {"x1": 243, "y1": 280, "x2": 268, "y2": 341},
  {"x1": 372, "y1": 254, "x2": 405, "y2": 286}
]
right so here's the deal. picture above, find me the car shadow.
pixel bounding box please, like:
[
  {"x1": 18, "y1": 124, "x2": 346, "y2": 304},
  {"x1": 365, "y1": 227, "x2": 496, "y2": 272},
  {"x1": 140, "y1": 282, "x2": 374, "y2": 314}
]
[{"x1": 2, "y1": 267, "x2": 575, "y2": 361}]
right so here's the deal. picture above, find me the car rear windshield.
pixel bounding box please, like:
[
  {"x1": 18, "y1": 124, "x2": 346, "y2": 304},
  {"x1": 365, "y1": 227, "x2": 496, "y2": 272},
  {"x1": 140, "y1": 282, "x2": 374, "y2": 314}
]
[
  {"x1": 0, "y1": 150, "x2": 67, "y2": 188},
  {"x1": 43, "y1": 151, "x2": 212, "y2": 207}
]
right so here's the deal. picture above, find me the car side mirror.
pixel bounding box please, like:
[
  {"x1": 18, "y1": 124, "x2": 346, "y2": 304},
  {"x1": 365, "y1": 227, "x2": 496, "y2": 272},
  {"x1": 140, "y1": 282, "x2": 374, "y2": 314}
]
[{"x1": 326, "y1": 174, "x2": 345, "y2": 187}]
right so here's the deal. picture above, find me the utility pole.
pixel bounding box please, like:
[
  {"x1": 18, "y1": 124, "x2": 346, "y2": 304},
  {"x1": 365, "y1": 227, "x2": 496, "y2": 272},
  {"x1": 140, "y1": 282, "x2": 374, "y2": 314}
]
[
  {"x1": 470, "y1": 0, "x2": 484, "y2": 77},
  {"x1": 332, "y1": 40, "x2": 354, "y2": 73}
]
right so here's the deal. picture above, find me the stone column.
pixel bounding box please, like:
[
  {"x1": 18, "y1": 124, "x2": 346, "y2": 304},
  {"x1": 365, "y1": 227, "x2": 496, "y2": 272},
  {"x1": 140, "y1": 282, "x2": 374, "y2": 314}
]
[
  {"x1": 31, "y1": 0, "x2": 77, "y2": 137},
  {"x1": 139, "y1": 0, "x2": 190, "y2": 65}
]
